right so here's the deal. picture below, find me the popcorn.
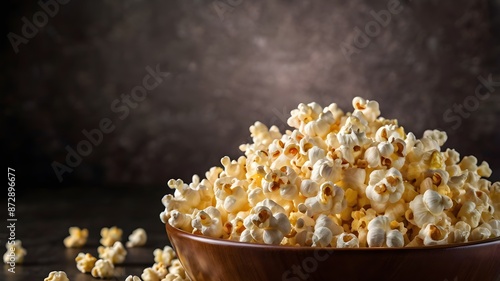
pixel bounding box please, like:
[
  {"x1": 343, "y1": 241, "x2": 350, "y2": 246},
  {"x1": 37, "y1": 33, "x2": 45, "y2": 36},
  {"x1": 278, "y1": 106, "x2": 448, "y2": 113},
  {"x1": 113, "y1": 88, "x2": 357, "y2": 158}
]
[
  {"x1": 168, "y1": 259, "x2": 187, "y2": 279},
  {"x1": 75, "y1": 252, "x2": 97, "y2": 273},
  {"x1": 141, "y1": 262, "x2": 168, "y2": 281},
  {"x1": 127, "y1": 228, "x2": 148, "y2": 247},
  {"x1": 44, "y1": 271, "x2": 69, "y2": 281},
  {"x1": 100, "y1": 226, "x2": 123, "y2": 247},
  {"x1": 365, "y1": 168, "x2": 404, "y2": 209},
  {"x1": 304, "y1": 182, "x2": 346, "y2": 216},
  {"x1": 126, "y1": 276, "x2": 142, "y2": 281},
  {"x1": 336, "y1": 233, "x2": 359, "y2": 248},
  {"x1": 91, "y1": 259, "x2": 114, "y2": 279},
  {"x1": 63, "y1": 227, "x2": 88, "y2": 248},
  {"x1": 191, "y1": 206, "x2": 224, "y2": 238},
  {"x1": 3, "y1": 239, "x2": 26, "y2": 264},
  {"x1": 154, "y1": 245, "x2": 176, "y2": 266},
  {"x1": 419, "y1": 224, "x2": 449, "y2": 246},
  {"x1": 241, "y1": 201, "x2": 291, "y2": 244},
  {"x1": 367, "y1": 216, "x2": 404, "y2": 247},
  {"x1": 161, "y1": 97, "x2": 500, "y2": 247},
  {"x1": 97, "y1": 241, "x2": 127, "y2": 264}
]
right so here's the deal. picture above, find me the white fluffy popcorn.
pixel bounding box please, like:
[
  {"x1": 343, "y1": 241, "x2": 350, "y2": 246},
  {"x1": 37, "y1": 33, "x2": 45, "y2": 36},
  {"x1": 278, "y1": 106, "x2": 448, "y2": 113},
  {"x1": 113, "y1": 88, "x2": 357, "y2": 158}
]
[
  {"x1": 127, "y1": 228, "x2": 148, "y2": 247},
  {"x1": 91, "y1": 259, "x2": 114, "y2": 279},
  {"x1": 126, "y1": 276, "x2": 142, "y2": 281},
  {"x1": 44, "y1": 271, "x2": 69, "y2": 281},
  {"x1": 161, "y1": 97, "x2": 500, "y2": 247},
  {"x1": 141, "y1": 262, "x2": 168, "y2": 281},
  {"x1": 100, "y1": 226, "x2": 123, "y2": 247},
  {"x1": 75, "y1": 252, "x2": 97, "y2": 273},
  {"x1": 97, "y1": 241, "x2": 127, "y2": 264},
  {"x1": 63, "y1": 227, "x2": 88, "y2": 248},
  {"x1": 3, "y1": 239, "x2": 26, "y2": 264}
]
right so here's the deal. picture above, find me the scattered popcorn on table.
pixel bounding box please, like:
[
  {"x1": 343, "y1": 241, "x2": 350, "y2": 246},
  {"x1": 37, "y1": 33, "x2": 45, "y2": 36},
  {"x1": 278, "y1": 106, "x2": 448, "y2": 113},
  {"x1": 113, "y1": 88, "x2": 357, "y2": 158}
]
[
  {"x1": 3, "y1": 239, "x2": 26, "y2": 264},
  {"x1": 100, "y1": 226, "x2": 123, "y2": 247},
  {"x1": 75, "y1": 252, "x2": 97, "y2": 273},
  {"x1": 141, "y1": 262, "x2": 168, "y2": 281},
  {"x1": 44, "y1": 271, "x2": 69, "y2": 281},
  {"x1": 153, "y1": 245, "x2": 176, "y2": 266},
  {"x1": 161, "y1": 97, "x2": 500, "y2": 247},
  {"x1": 98, "y1": 241, "x2": 127, "y2": 264},
  {"x1": 91, "y1": 258, "x2": 114, "y2": 279},
  {"x1": 63, "y1": 227, "x2": 88, "y2": 248},
  {"x1": 126, "y1": 228, "x2": 148, "y2": 247}
]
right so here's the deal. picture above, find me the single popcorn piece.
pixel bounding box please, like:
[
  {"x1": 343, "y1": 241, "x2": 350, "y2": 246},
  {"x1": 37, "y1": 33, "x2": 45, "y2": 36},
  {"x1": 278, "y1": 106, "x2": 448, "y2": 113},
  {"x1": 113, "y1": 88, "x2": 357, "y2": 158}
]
[
  {"x1": 126, "y1": 276, "x2": 142, "y2": 281},
  {"x1": 367, "y1": 216, "x2": 404, "y2": 247},
  {"x1": 63, "y1": 227, "x2": 88, "y2": 248},
  {"x1": 91, "y1": 259, "x2": 115, "y2": 279},
  {"x1": 241, "y1": 203, "x2": 292, "y2": 244},
  {"x1": 98, "y1": 241, "x2": 127, "y2": 264},
  {"x1": 75, "y1": 252, "x2": 97, "y2": 273},
  {"x1": 336, "y1": 233, "x2": 359, "y2": 248},
  {"x1": 127, "y1": 228, "x2": 148, "y2": 247},
  {"x1": 3, "y1": 239, "x2": 27, "y2": 264},
  {"x1": 141, "y1": 262, "x2": 168, "y2": 281},
  {"x1": 153, "y1": 245, "x2": 176, "y2": 266},
  {"x1": 100, "y1": 226, "x2": 123, "y2": 247},
  {"x1": 161, "y1": 96, "x2": 500, "y2": 248},
  {"x1": 191, "y1": 206, "x2": 224, "y2": 238},
  {"x1": 44, "y1": 271, "x2": 69, "y2": 281}
]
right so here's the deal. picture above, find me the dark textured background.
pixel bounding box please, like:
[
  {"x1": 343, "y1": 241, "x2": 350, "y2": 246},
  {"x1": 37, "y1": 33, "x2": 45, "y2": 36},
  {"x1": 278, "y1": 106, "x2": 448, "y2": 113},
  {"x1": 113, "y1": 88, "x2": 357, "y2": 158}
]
[{"x1": 3, "y1": 0, "x2": 500, "y2": 190}]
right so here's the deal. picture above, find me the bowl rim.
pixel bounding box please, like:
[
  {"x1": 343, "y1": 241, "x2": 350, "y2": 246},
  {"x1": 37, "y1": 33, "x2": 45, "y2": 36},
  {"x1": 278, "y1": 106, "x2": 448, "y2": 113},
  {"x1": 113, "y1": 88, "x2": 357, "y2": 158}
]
[{"x1": 166, "y1": 222, "x2": 500, "y2": 251}]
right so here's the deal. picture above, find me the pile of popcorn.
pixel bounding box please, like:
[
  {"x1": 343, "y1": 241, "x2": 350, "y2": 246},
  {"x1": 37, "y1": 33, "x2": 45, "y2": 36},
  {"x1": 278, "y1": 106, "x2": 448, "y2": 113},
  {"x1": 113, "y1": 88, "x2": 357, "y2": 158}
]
[{"x1": 160, "y1": 97, "x2": 500, "y2": 248}]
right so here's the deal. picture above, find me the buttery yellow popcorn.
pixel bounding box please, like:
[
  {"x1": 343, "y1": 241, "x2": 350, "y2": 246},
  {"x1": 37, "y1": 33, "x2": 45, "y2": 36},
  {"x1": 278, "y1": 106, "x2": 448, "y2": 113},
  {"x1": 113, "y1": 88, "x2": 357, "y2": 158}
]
[
  {"x1": 63, "y1": 227, "x2": 88, "y2": 248},
  {"x1": 75, "y1": 252, "x2": 97, "y2": 273},
  {"x1": 168, "y1": 259, "x2": 187, "y2": 279},
  {"x1": 97, "y1": 241, "x2": 127, "y2": 264},
  {"x1": 141, "y1": 262, "x2": 168, "y2": 281},
  {"x1": 44, "y1": 271, "x2": 69, "y2": 281},
  {"x1": 127, "y1": 228, "x2": 148, "y2": 247},
  {"x1": 3, "y1": 239, "x2": 26, "y2": 264},
  {"x1": 161, "y1": 97, "x2": 500, "y2": 247},
  {"x1": 91, "y1": 259, "x2": 114, "y2": 279},
  {"x1": 153, "y1": 245, "x2": 176, "y2": 266},
  {"x1": 100, "y1": 226, "x2": 122, "y2": 247}
]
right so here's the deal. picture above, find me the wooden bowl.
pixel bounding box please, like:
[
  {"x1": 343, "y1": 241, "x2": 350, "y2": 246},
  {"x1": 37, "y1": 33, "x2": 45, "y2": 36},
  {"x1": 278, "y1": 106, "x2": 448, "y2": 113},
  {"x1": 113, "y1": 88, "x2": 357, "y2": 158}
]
[{"x1": 166, "y1": 223, "x2": 500, "y2": 281}]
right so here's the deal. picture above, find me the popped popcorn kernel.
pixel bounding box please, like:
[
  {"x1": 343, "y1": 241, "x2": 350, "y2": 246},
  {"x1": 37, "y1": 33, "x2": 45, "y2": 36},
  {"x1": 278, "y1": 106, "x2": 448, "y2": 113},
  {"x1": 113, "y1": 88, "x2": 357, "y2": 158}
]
[
  {"x1": 100, "y1": 226, "x2": 123, "y2": 247},
  {"x1": 3, "y1": 239, "x2": 26, "y2": 264},
  {"x1": 141, "y1": 262, "x2": 168, "y2": 281},
  {"x1": 126, "y1": 276, "x2": 142, "y2": 281},
  {"x1": 75, "y1": 252, "x2": 97, "y2": 273},
  {"x1": 161, "y1": 97, "x2": 500, "y2": 247},
  {"x1": 153, "y1": 245, "x2": 176, "y2": 266},
  {"x1": 44, "y1": 271, "x2": 69, "y2": 281},
  {"x1": 91, "y1": 259, "x2": 114, "y2": 279},
  {"x1": 63, "y1": 227, "x2": 88, "y2": 248},
  {"x1": 127, "y1": 228, "x2": 148, "y2": 247},
  {"x1": 97, "y1": 241, "x2": 127, "y2": 264}
]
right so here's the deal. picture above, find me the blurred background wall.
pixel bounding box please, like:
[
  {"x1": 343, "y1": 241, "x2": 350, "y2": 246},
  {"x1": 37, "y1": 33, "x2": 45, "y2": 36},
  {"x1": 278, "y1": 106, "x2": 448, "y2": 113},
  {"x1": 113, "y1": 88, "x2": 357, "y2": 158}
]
[{"x1": 2, "y1": 0, "x2": 500, "y2": 190}]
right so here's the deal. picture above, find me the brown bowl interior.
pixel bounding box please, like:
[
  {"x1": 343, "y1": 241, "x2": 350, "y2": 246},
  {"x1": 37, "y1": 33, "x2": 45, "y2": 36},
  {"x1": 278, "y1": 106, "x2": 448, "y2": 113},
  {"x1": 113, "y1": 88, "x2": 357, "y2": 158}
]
[{"x1": 166, "y1": 223, "x2": 500, "y2": 281}]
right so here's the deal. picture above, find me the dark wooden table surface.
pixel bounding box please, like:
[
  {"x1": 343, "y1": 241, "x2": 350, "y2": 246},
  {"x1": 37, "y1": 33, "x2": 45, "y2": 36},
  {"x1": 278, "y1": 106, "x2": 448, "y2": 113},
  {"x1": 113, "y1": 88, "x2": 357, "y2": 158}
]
[{"x1": 1, "y1": 185, "x2": 172, "y2": 281}]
